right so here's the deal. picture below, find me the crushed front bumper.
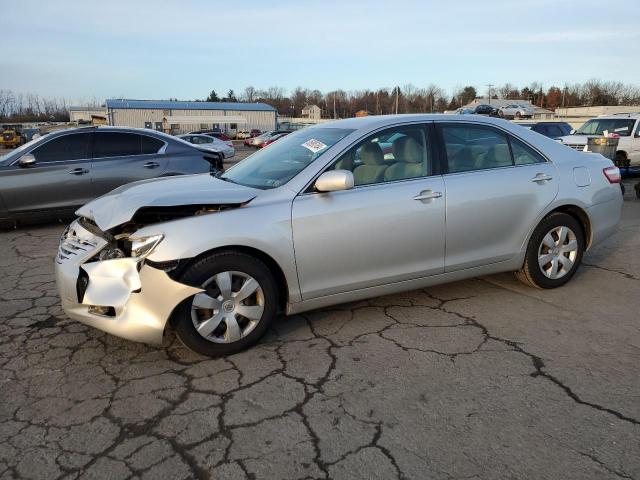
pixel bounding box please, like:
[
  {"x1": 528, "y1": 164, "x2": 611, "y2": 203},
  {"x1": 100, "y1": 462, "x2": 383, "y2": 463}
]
[{"x1": 55, "y1": 220, "x2": 201, "y2": 345}]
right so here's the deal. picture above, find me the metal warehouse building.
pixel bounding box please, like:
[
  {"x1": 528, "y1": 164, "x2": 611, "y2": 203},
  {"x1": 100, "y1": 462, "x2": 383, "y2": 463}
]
[{"x1": 105, "y1": 99, "x2": 277, "y2": 135}]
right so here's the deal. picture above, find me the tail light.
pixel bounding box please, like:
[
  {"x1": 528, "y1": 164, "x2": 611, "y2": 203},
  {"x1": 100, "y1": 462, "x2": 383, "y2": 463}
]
[{"x1": 603, "y1": 166, "x2": 621, "y2": 184}]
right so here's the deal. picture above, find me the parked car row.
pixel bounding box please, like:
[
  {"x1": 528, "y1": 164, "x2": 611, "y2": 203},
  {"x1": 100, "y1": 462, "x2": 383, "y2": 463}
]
[{"x1": 455, "y1": 103, "x2": 534, "y2": 119}]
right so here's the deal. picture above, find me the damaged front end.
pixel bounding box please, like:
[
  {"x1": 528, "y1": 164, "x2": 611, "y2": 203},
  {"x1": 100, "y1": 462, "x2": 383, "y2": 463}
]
[
  {"x1": 55, "y1": 217, "x2": 202, "y2": 345},
  {"x1": 56, "y1": 174, "x2": 260, "y2": 344}
]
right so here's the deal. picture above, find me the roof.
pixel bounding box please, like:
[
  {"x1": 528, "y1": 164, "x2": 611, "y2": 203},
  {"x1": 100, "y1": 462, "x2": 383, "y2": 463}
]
[
  {"x1": 68, "y1": 106, "x2": 105, "y2": 112},
  {"x1": 105, "y1": 99, "x2": 276, "y2": 112}
]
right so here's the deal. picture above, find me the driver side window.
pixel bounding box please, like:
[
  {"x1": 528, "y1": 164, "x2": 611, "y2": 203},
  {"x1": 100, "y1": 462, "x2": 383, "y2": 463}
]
[{"x1": 329, "y1": 125, "x2": 431, "y2": 186}]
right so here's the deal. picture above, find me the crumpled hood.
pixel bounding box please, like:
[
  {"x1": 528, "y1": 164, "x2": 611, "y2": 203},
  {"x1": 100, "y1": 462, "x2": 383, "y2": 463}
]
[{"x1": 76, "y1": 174, "x2": 259, "y2": 231}]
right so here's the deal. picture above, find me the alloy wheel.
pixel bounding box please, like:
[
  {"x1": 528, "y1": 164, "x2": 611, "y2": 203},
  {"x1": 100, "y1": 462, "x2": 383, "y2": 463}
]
[
  {"x1": 537, "y1": 226, "x2": 578, "y2": 280},
  {"x1": 191, "y1": 271, "x2": 264, "y2": 343}
]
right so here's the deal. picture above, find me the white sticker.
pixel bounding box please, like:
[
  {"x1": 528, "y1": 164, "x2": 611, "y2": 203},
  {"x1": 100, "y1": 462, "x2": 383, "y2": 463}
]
[
  {"x1": 614, "y1": 127, "x2": 628, "y2": 132},
  {"x1": 301, "y1": 139, "x2": 327, "y2": 153}
]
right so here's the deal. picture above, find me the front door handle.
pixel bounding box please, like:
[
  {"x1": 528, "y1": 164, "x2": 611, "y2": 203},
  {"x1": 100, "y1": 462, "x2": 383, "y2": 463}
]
[
  {"x1": 143, "y1": 162, "x2": 160, "y2": 169},
  {"x1": 531, "y1": 173, "x2": 553, "y2": 183},
  {"x1": 68, "y1": 168, "x2": 89, "y2": 175},
  {"x1": 413, "y1": 190, "x2": 442, "y2": 201}
]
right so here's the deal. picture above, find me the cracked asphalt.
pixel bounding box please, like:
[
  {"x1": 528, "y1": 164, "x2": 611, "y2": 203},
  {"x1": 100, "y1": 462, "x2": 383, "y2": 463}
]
[{"x1": 1, "y1": 183, "x2": 639, "y2": 480}]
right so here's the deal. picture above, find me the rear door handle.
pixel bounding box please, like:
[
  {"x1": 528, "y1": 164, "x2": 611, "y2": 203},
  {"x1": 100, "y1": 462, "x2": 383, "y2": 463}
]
[
  {"x1": 531, "y1": 173, "x2": 553, "y2": 183},
  {"x1": 413, "y1": 190, "x2": 442, "y2": 201},
  {"x1": 143, "y1": 162, "x2": 160, "y2": 169},
  {"x1": 68, "y1": 168, "x2": 89, "y2": 175}
]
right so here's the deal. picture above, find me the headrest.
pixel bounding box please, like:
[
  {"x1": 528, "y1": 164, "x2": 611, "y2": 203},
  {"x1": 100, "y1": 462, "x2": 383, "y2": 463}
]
[
  {"x1": 393, "y1": 136, "x2": 422, "y2": 164},
  {"x1": 360, "y1": 142, "x2": 385, "y2": 165}
]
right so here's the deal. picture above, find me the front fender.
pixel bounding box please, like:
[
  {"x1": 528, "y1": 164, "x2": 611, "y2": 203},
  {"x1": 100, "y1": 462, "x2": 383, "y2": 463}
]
[{"x1": 137, "y1": 200, "x2": 302, "y2": 302}]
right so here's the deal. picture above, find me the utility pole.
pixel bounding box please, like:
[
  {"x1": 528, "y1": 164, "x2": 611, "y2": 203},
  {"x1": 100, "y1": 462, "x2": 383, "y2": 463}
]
[
  {"x1": 486, "y1": 84, "x2": 494, "y2": 105},
  {"x1": 394, "y1": 87, "x2": 399, "y2": 114},
  {"x1": 333, "y1": 93, "x2": 336, "y2": 119}
]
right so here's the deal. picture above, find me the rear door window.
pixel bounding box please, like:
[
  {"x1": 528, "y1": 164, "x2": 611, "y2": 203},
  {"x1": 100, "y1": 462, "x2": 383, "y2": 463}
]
[
  {"x1": 511, "y1": 137, "x2": 546, "y2": 165},
  {"x1": 93, "y1": 132, "x2": 142, "y2": 158},
  {"x1": 30, "y1": 133, "x2": 90, "y2": 163},
  {"x1": 141, "y1": 135, "x2": 164, "y2": 154},
  {"x1": 440, "y1": 124, "x2": 512, "y2": 173}
]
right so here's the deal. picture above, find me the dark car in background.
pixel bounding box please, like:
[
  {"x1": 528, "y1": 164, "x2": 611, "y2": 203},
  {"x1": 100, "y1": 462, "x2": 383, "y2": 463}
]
[
  {"x1": 0, "y1": 126, "x2": 216, "y2": 226},
  {"x1": 472, "y1": 104, "x2": 500, "y2": 116},
  {"x1": 515, "y1": 121, "x2": 572, "y2": 140}
]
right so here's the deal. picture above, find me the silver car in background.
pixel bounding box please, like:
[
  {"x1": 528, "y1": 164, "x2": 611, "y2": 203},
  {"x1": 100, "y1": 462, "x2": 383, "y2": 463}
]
[
  {"x1": 498, "y1": 104, "x2": 534, "y2": 119},
  {"x1": 177, "y1": 133, "x2": 235, "y2": 160},
  {"x1": 55, "y1": 115, "x2": 623, "y2": 357}
]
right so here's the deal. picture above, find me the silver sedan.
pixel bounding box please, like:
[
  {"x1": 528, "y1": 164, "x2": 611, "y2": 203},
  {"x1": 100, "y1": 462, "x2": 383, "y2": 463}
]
[
  {"x1": 177, "y1": 134, "x2": 235, "y2": 159},
  {"x1": 56, "y1": 115, "x2": 623, "y2": 357}
]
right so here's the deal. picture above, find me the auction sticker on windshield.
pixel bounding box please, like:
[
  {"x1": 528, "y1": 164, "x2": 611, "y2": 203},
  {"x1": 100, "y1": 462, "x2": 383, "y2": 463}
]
[{"x1": 301, "y1": 139, "x2": 327, "y2": 153}]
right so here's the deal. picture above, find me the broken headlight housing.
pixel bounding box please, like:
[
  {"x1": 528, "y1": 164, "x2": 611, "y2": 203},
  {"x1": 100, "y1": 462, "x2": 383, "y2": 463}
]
[
  {"x1": 95, "y1": 234, "x2": 164, "y2": 262},
  {"x1": 130, "y1": 234, "x2": 164, "y2": 259}
]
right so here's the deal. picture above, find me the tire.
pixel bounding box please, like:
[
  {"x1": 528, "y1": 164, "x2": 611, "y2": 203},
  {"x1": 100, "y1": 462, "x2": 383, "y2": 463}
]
[
  {"x1": 498, "y1": 110, "x2": 504, "y2": 118},
  {"x1": 515, "y1": 111, "x2": 522, "y2": 119},
  {"x1": 173, "y1": 251, "x2": 279, "y2": 356},
  {"x1": 515, "y1": 212, "x2": 585, "y2": 289},
  {"x1": 614, "y1": 152, "x2": 629, "y2": 169}
]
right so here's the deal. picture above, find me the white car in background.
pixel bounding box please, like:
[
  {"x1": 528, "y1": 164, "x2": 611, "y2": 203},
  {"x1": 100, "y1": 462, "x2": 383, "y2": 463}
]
[
  {"x1": 178, "y1": 134, "x2": 235, "y2": 160},
  {"x1": 558, "y1": 114, "x2": 640, "y2": 167}
]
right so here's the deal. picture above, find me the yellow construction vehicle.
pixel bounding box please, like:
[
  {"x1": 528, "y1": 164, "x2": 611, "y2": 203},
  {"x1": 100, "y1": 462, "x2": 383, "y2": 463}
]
[{"x1": 0, "y1": 126, "x2": 26, "y2": 149}]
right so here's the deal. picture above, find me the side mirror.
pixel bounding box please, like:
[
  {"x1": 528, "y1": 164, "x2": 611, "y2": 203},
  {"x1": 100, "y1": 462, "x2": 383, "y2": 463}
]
[
  {"x1": 570, "y1": 129, "x2": 576, "y2": 135},
  {"x1": 315, "y1": 170, "x2": 354, "y2": 192},
  {"x1": 17, "y1": 154, "x2": 36, "y2": 167}
]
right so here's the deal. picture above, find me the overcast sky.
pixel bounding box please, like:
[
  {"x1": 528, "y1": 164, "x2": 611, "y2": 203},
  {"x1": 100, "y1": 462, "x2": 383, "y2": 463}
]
[{"x1": 2, "y1": 0, "x2": 638, "y2": 101}]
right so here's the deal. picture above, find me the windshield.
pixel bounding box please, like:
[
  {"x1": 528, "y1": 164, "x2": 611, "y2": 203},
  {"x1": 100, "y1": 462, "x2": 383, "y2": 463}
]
[
  {"x1": 575, "y1": 118, "x2": 636, "y2": 136},
  {"x1": 222, "y1": 127, "x2": 354, "y2": 189}
]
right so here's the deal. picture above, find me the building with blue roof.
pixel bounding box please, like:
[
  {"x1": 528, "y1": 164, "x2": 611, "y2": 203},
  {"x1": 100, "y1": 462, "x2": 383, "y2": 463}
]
[{"x1": 104, "y1": 99, "x2": 277, "y2": 135}]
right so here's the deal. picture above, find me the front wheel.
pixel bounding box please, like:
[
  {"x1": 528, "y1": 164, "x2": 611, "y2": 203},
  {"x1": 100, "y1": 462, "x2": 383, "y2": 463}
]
[
  {"x1": 515, "y1": 213, "x2": 584, "y2": 289},
  {"x1": 173, "y1": 251, "x2": 278, "y2": 356}
]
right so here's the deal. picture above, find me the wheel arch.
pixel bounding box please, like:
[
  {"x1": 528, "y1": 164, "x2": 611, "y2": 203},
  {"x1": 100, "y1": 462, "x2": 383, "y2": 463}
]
[
  {"x1": 181, "y1": 245, "x2": 290, "y2": 312},
  {"x1": 545, "y1": 204, "x2": 592, "y2": 249}
]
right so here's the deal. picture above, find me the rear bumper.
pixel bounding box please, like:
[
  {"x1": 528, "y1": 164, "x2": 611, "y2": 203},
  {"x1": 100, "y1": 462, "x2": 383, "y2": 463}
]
[{"x1": 587, "y1": 195, "x2": 623, "y2": 249}]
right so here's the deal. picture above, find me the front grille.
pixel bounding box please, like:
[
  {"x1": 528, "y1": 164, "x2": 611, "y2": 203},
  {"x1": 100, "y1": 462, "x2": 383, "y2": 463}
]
[
  {"x1": 57, "y1": 236, "x2": 98, "y2": 262},
  {"x1": 564, "y1": 143, "x2": 588, "y2": 152},
  {"x1": 56, "y1": 221, "x2": 105, "y2": 264}
]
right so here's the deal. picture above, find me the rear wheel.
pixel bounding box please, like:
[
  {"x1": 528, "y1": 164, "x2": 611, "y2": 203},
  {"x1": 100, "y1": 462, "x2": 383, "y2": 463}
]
[
  {"x1": 515, "y1": 213, "x2": 584, "y2": 289},
  {"x1": 614, "y1": 152, "x2": 629, "y2": 169},
  {"x1": 515, "y1": 111, "x2": 522, "y2": 119},
  {"x1": 173, "y1": 251, "x2": 278, "y2": 356}
]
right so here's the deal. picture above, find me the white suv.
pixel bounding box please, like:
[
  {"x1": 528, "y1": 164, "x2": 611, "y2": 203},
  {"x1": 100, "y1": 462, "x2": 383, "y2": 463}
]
[{"x1": 559, "y1": 113, "x2": 640, "y2": 167}]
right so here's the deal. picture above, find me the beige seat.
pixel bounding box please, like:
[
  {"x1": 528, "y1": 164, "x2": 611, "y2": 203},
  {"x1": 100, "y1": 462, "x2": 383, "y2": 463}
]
[
  {"x1": 353, "y1": 143, "x2": 387, "y2": 185},
  {"x1": 486, "y1": 143, "x2": 512, "y2": 168},
  {"x1": 384, "y1": 137, "x2": 424, "y2": 181},
  {"x1": 333, "y1": 152, "x2": 354, "y2": 171}
]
